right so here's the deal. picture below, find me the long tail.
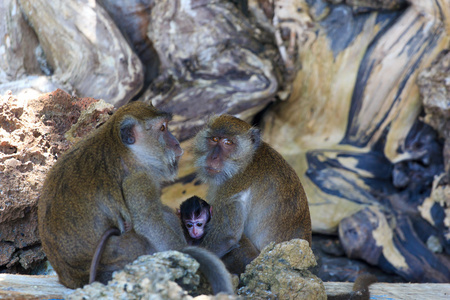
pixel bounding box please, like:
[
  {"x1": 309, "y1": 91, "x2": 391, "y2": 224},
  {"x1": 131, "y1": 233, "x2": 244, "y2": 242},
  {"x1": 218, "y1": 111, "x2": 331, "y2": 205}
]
[
  {"x1": 328, "y1": 274, "x2": 378, "y2": 300},
  {"x1": 182, "y1": 246, "x2": 234, "y2": 295},
  {"x1": 89, "y1": 227, "x2": 121, "y2": 284}
]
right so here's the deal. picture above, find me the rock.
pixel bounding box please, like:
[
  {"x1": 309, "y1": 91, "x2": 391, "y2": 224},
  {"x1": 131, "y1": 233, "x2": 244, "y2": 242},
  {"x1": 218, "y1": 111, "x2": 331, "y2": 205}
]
[
  {"x1": 0, "y1": 89, "x2": 113, "y2": 272},
  {"x1": 64, "y1": 99, "x2": 114, "y2": 143},
  {"x1": 67, "y1": 251, "x2": 238, "y2": 300},
  {"x1": 66, "y1": 241, "x2": 324, "y2": 299},
  {"x1": 238, "y1": 239, "x2": 326, "y2": 300}
]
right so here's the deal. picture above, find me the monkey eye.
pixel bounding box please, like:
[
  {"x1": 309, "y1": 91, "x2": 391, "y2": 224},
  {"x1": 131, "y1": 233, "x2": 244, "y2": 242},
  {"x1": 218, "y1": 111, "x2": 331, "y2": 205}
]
[
  {"x1": 224, "y1": 139, "x2": 233, "y2": 146},
  {"x1": 211, "y1": 137, "x2": 219, "y2": 142},
  {"x1": 160, "y1": 123, "x2": 166, "y2": 131},
  {"x1": 196, "y1": 223, "x2": 203, "y2": 227},
  {"x1": 186, "y1": 223, "x2": 193, "y2": 228}
]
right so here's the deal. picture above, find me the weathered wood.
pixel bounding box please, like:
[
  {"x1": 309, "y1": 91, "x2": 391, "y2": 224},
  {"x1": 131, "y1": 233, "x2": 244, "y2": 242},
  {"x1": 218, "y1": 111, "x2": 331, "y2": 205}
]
[
  {"x1": 263, "y1": 0, "x2": 450, "y2": 233},
  {"x1": 0, "y1": 0, "x2": 41, "y2": 83},
  {"x1": 258, "y1": 0, "x2": 450, "y2": 283},
  {"x1": 1, "y1": 274, "x2": 449, "y2": 300},
  {"x1": 17, "y1": 0, "x2": 144, "y2": 106},
  {"x1": 339, "y1": 207, "x2": 450, "y2": 282},
  {"x1": 0, "y1": 274, "x2": 72, "y2": 299},
  {"x1": 97, "y1": 0, "x2": 160, "y2": 93},
  {"x1": 325, "y1": 281, "x2": 450, "y2": 299},
  {"x1": 141, "y1": 0, "x2": 281, "y2": 141}
]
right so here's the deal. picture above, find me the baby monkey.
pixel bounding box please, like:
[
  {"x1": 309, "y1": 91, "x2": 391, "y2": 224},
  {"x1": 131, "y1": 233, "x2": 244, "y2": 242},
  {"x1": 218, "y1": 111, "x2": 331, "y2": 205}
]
[
  {"x1": 178, "y1": 196, "x2": 257, "y2": 274},
  {"x1": 177, "y1": 196, "x2": 212, "y2": 245}
]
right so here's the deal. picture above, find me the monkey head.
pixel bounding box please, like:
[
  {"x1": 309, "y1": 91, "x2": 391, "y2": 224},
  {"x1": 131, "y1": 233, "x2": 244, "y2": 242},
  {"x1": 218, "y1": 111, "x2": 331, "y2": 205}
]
[
  {"x1": 178, "y1": 196, "x2": 212, "y2": 241},
  {"x1": 116, "y1": 102, "x2": 183, "y2": 181},
  {"x1": 193, "y1": 114, "x2": 260, "y2": 185}
]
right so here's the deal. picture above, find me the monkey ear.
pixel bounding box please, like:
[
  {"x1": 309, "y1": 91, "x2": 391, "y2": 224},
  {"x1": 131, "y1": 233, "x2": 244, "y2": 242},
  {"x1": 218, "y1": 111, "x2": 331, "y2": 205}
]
[
  {"x1": 176, "y1": 208, "x2": 181, "y2": 217},
  {"x1": 249, "y1": 128, "x2": 261, "y2": 149},
  {"x1": 209, "y1": 205, "x2": 213, "y2": 217},
  {"x1": 120, "y1": 118, "x2": 137, "y2": 145}
]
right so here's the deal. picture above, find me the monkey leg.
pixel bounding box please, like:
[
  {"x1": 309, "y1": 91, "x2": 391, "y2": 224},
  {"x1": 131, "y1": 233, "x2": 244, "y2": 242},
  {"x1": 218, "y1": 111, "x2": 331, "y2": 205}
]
[{"x1": 221, "y1": 234, "x2": 259, "y2": 274}]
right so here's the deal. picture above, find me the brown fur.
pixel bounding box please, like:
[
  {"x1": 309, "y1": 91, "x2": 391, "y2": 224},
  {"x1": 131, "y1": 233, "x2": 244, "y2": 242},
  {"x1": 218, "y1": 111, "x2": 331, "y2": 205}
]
[
  {"x1": 38, "y1": 102, "x2": 233, "y2": 294},
  {"x1": 193, "y1": 114, "x2": 312, "y2": 272}
]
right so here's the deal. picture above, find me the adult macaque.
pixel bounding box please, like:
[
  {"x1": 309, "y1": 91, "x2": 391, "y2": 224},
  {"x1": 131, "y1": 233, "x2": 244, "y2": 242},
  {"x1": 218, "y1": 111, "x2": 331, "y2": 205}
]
[
  {"x1": 193, "y1": 114, "x2": 312, "y2": 271},
  {"x1": 38, "y1": 102, "x2": 233, "y2": 294},
  {"x1": 177, "y1": 196, "x2": 212, "y2": 245}
]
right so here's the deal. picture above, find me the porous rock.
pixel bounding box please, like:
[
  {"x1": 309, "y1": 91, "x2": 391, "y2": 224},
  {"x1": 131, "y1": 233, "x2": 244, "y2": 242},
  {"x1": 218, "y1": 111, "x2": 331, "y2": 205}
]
[
  {"x1": 67, "y1": 251, "x2": 237, "y2": 300},
  {"x1": 238, "y1": 239, "x2": 326, "y2": 300},
  {"x1": 0, "y1": 89, "x2": 113, "y2": 272}
]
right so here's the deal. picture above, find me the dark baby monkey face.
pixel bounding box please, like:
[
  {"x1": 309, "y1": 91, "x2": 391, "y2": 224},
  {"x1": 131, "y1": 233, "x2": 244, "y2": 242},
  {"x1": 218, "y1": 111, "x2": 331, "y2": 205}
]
[
  {"x1": 178, "y1": 196, "x2": 212, "y2": 241},
  {"x1": 184, "y1": 210, "x2": 210, "y2": 240}
]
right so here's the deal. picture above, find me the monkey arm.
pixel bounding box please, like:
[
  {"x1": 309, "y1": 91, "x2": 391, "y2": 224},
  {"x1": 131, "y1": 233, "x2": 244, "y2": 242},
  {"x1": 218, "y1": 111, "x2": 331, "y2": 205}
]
[
  {"x1": 200, "y1": 195, "x2": 247, "y2": 257},
  {"x1": 122, "y1": 172, "x2": 186, "y2": 251}
]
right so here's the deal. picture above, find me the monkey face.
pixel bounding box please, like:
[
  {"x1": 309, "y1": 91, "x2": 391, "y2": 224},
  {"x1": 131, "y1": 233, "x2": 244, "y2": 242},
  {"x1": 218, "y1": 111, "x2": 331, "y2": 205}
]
[
  {"x1": 119, "y1": 104, "x2": 183, "y2": 181},
  {"x1": 184, "y1": 212, "x2": 209, "y2": 240},
  {"x1": 193, "y1": 114, "x2": 261, "y2": 185}
]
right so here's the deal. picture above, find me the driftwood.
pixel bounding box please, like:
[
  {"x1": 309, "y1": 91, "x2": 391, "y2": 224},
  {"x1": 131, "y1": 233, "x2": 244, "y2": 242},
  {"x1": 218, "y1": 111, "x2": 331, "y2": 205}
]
[
  {"x1": 259, "y1": 0, "x2": 450, "y2": 282},
  {"x1": 16, "y1": 0, "x2": 143, "y2": 106},
  {"x1": 1, "y1": 274, "x2": 449, "y2": 299},
  {"x1": 339, "y1": 207, "x2": 450, "y2": 282},
  {"x1": 97, "y1": 0, "x2": 160, "y2": 93},
  {"x1": 140, "y1": 0, "x2": 282, "y2": 141},
  {"x1": 0, "y1": 0, "x2": 41, "y2": 82},
  {"x1": 263, "y1": 0, "x2": 450, "y2": 231}
]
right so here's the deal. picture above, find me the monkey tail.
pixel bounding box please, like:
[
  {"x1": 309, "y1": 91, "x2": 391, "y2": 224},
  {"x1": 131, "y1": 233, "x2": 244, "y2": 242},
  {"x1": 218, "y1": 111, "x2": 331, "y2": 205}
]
[
  {"x1": 328, "y1": 274, "x2": 378, "y2": 300},
  {"x1": 182, "y1": 246, "x2": 234, "y2": 295},
  {"x1": 351, "y1": 274, "x2": 378, "y2": 299},
  {"x1": 89, "y1": 227, "x2": 121, "y2": 284}
]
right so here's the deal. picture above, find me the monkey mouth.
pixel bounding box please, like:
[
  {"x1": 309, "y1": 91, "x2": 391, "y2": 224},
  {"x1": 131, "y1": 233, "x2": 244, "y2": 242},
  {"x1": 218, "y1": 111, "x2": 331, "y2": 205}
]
[{"x1": 205, "y1": 167, "x2": 221, "y2": 174}]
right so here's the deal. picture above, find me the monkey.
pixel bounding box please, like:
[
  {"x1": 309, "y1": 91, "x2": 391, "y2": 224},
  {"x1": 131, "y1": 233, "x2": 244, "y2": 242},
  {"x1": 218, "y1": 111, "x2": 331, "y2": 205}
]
[
  {"x1": 38, "y1": 101, "x2": 233, "y2": 294},
  {"x1": 177, "y1": 196, "x2": 212, "y2": 245},
  {"x1": 328, "y1": 274, "x2": 378, "y2": 300},
  {"x1": 192, "y1": 114, "x2": 312, "y2": 273},
  {"x1": 177, "y1": 195, "x2": 258, "y2": 274}
]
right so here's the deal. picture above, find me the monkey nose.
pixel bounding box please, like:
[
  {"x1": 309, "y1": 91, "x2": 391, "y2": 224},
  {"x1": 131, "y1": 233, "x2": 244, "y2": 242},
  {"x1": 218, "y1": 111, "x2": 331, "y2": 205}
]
[{"x1": 175, "y1": 145, "x2": 184, "y2": 158}]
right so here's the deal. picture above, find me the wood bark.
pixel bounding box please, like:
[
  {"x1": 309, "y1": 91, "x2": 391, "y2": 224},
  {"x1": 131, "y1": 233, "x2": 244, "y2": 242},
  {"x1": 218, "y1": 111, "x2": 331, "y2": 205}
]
[
  {"x1": 141, "y1": 0, "x2": 282, "y2": 141},
  {"x1": 0, "y1": 0, "x2": 41, "y2": 83},
  {"x1": 17, "y1": 0, "x2": 144, "y2": 106},
  {"x1": 258, "y1": 0, "x2": 450, "y2": 282},
  {"x1": 263, "y1": 0, "x2": 450, "y2": 233}
]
